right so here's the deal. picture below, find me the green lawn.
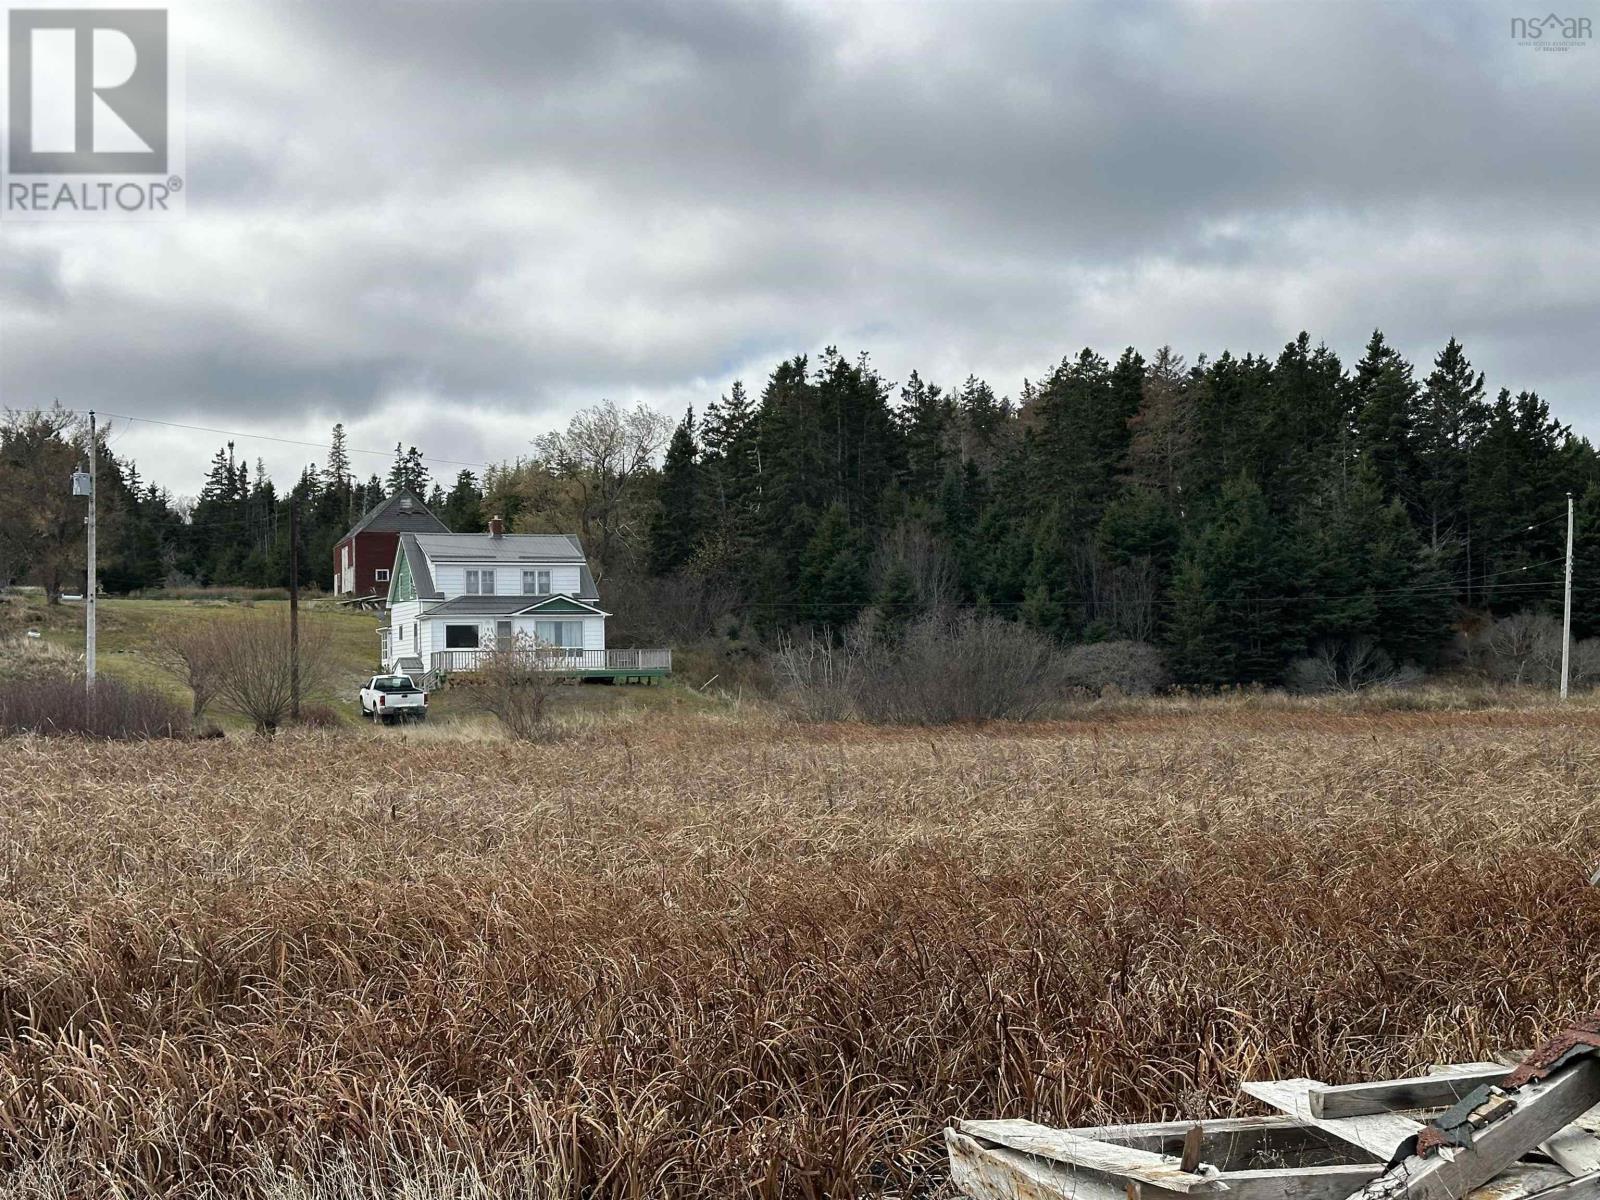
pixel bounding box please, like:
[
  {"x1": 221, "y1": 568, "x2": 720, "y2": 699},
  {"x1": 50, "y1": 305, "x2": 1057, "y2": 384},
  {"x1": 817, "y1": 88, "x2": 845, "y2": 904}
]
[
  {"x1": 1, "y1": 592, "x2": 706, "y2": 731},
  {"x1": 1, "y1": 593, "x2": 382, "y2": 726}
]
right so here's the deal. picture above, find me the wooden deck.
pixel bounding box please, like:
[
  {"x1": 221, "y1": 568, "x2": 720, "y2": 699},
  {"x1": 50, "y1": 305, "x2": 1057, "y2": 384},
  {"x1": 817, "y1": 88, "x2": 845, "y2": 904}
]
[{"x1": 426, "y1": 647, "x2": 672, "y2": 686}]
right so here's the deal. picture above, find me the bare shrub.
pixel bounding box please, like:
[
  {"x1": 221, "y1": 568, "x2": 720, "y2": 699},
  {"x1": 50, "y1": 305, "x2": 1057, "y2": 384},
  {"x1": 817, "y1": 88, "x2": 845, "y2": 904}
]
[
  {"x1": 1469, "y1": 611, "x2": 1556, "y2": 684},
  {"x1": 212, "y1": 615, "x2": 333, "y2": 735},
  {"x1": 1572, "y1": 637, "x2": 1600, "y2": 688},
  {"x1": 1464, "y1": 611, "x2": 1600, "y2": 688},
  {"x1": 149, "y1": 623, "x2": 229, "y2": 720},
  {"x1": 602, "y1": 572, "x2": 741, "y2": 644},
  {"x1": 293, "y1": 702, "x2": 343, "y2": 729},
  {"x1": 770, "y1": 630, "x2": 865, "y2": 721},
  {"x1": 855, "y1": 612, "x2": 1068, "y2": 724},
  {"x1": 0, "y1": 675, "x2": 184, "y2": 738},
  {"x1": 1062, "y1": 639, "x2": 1168, "y2": 696},
  {"x1": 471, "y1": 634, "x2": 556, "y2": 740},
  {"x1": 1286, "y1": 637, "x2": 1423, "y2": 695}
]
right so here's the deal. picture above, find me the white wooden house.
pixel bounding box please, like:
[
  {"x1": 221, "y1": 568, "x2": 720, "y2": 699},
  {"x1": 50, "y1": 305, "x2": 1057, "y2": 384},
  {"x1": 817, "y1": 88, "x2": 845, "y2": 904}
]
[{"x1": 379, "y1": 519, "x2": 670, "y2": 685}]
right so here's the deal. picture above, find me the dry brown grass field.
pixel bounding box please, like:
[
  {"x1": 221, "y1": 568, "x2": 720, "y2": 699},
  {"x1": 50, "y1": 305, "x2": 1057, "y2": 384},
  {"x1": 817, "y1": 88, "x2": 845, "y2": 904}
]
[{"x1": 3, "y1": 700, "x2": 1600, "y2": 1198}]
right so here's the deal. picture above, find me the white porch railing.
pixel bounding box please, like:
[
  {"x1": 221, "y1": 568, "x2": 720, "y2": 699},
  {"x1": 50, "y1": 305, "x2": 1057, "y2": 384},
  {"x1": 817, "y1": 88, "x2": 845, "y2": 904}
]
[{"x1": 430, "y1": 647, "x2": 671, "y2": 674}]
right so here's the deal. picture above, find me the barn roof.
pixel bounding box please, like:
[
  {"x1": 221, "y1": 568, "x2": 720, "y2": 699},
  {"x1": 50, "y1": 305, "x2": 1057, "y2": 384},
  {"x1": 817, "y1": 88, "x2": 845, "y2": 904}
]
[{"x1": 342, "y1": 492, "x2": 449, "y2": 540}]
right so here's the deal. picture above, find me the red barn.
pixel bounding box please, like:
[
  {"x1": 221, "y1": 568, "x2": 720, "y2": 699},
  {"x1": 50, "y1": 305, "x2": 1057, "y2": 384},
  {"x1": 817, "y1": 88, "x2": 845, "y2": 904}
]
[{"x1": 332, "y1": 491, "x2": 449, "y2": 604}]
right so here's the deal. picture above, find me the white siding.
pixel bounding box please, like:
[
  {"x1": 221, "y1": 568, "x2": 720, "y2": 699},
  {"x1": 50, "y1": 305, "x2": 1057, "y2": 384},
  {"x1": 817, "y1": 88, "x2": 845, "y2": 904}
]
[
  {"x1": 386, "y1": 599, "x2": 424, "y2": 666},
  {"x1": 389, "y1": 599, "x2": 421, "y2": 631},
  {"x1": 418, "y1": 613, "x2": 604, "y2": 656},
  {"x1": 428, "y1": 562, "x2": 582, "y2": 599}
]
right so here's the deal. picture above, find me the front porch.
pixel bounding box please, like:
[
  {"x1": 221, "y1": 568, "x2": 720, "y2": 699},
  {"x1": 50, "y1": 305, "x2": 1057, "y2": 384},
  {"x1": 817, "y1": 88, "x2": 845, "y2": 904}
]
[{"x1": 428, "y1": 647, "x2": 672, "y2": 686}]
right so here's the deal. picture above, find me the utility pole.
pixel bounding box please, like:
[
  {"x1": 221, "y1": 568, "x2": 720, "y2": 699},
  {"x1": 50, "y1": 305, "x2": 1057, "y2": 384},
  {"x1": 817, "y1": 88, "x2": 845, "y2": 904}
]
[
  {"x1": 289, "y1": 495, "x2": 301, "y2": 720},
  {"x1": 1561, "y1": 489, "x2": 1574, "y2": 704},
  {"x1": 87, "y1": 409, "x2": 98, "y2": 692}
]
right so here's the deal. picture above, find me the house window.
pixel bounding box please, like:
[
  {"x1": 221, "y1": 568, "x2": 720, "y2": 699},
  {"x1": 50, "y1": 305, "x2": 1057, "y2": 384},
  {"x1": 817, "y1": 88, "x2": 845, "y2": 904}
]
[
  {"x1": 375, "y1": 569, "x2": 390, "y2": 582},
  {"x1": 445, "y1": 624, "x2": 479, "y2": 649},
  {"x1": 466, "y1": 568, "x2": 496, "y2": 595},
  {"x1": 523, "y1": 569, "x2": 551, "y2": 595},
  {"x1": 535, "y1": 620, "x2": 584, "y2": 653}
]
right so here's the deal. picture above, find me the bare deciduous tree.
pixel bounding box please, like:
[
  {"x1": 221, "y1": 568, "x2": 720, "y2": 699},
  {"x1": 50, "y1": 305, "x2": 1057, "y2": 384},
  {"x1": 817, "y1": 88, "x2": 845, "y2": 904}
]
[
  {"x1": 1286, "y1": 637, "x2": 1421, "y2": 693},
  {"x1": 770, "y1": 629, "x2": 868, "y2": 722},
  {"x1": 871, "y1": 519, "x2": 959, "y2": 615},
  {"x1": 149, "y1": 623, "x2": 229, "y2": 721},
  {"x1": 212, "y1": 615, "x2": 333, "y2": 735},
  {"x1": 471, "y1": 634, "x2": 557, "y2": 740},
  {"x1": 1466, "y1": 611, "x2": 1600, "y2": 689},
  {"x1": 530, "y1": 401, "x2": 672, "y2": 579}
]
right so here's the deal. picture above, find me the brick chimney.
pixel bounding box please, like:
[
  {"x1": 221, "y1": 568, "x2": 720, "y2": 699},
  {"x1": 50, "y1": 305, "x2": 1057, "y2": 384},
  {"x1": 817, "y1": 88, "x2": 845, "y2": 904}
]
[{"x1": 489, "y1": 515, "x2": 505, "y2": 539}]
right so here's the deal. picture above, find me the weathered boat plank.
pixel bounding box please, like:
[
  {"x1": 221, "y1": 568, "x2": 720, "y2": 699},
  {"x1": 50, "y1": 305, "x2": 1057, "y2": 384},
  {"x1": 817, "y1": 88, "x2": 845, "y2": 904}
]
[
  {"x1": 1241, "y1": 1078, "x2": 1422, "y2": 1160},
  {"x1": 1347, "y1": 1059, "x2": 1600, "y2": 1200},
  {"x1": 958, "y1": 1119, "x2": 1226, "y2": 1192}
]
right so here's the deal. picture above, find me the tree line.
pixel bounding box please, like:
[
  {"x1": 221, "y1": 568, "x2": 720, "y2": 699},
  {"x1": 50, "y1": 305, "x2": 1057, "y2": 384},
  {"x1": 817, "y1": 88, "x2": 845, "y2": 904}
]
[
  {"x1": 4, "y1": 329, "x2": 1598, "y2": 685},
  {"x1": 641, "y1": 333, "x2": 1600, "y2": 684}
]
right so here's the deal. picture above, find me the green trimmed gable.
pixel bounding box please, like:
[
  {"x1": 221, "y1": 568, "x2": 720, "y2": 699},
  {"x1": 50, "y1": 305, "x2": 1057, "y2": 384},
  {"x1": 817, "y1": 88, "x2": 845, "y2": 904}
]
[{"x1": 388, "y1": 548, "x2": 416, "y2": 603}]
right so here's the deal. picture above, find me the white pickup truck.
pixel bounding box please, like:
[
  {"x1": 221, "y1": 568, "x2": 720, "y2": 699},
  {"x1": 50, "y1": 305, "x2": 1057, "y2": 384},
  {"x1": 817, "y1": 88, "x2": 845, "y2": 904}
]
[{"x1": 359, "y1": 674, "x2": 428, "y2": 724}]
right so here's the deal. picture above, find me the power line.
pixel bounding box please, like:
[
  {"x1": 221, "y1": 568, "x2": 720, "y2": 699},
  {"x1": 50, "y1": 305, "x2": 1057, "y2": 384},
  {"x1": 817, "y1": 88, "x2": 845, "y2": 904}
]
[{"x1": 66, "y1": 408, "x2": 498, "y2": 475}]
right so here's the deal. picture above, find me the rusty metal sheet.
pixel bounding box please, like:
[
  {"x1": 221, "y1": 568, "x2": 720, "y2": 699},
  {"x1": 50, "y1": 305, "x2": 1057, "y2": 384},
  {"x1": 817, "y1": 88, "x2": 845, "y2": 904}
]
[{"x1": 1506, "y1": 1017, "x2": 1600, "y2": 1090}]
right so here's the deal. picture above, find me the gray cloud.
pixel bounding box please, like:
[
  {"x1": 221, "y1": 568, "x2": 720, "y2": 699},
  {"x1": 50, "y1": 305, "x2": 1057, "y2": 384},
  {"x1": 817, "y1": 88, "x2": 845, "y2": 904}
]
[{"x1": 2, "y1": 0, "x2": 1598, "y2": 495}]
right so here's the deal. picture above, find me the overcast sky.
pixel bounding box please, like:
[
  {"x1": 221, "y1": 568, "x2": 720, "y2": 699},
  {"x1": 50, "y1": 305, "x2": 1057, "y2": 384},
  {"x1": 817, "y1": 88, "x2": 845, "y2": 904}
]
[{"x1": 2, "y1": 0, "x2": 1597, "y2": 498}]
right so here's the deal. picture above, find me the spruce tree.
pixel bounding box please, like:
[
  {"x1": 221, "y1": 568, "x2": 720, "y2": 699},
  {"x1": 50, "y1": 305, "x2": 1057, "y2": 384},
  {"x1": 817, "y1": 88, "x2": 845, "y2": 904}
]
[
  {"x1": 1413, "y1": 338, "x2": 1488, "y2": 558},
  {"x1": 647, "y1": 409, "x2": 704, "y2": 576},
  {"x1": 955, "y1": 375, "x2": 1009, "y2": 469},
  {"x1": 1352, "y1": 330, "x2": 1420, "y2": 504},
  {"x1": 442, "y1": 471, "x2": 484, "y2": 532},
  {"x1": 1096, "y1": 487, "x2": 1180, "y2": 569},
  {"x1": 324, "y1": 423, "x2": 355, "y2": 524},
  {"x1": 1300, "y1": 459, "x2": 1452, "y2": 665},
  {"x1": 798, "y1": 501, "x2": 870, "y2": 629},
  {"x1": 1020, "y1": 505, "x2": 1077, "y2": 639},
  {"x1": 1571, "y1": 484, "x2": 1600, "y2": 638},
  {"x1": 387, "y1": 444, "x2": 430, "y2": 497},
  {"x1": 1166, "y1": 475, "x2": 1298, "y2": 684},
  {"x1": 873, "y1": 563, "x2": 921, "y2": 642},
  {"x1": 898, "y1": 371, "x2": 954, "y2": 497}
]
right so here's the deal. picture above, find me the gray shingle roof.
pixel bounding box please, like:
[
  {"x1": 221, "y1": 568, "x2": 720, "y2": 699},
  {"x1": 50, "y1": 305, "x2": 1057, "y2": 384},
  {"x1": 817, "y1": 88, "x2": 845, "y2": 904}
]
[
  {"x1": 344, "y1": 492, "x2": 450, "y2": 539},
  {"x1": 421, "y1": 595, "x2": 607, "y2": 617},
  {"x1": 397, "y1": 534, "x2": 442, "y2": 599},
  {"x1": 413, "y1": 532, "x2": 587, "y2": 563}
]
